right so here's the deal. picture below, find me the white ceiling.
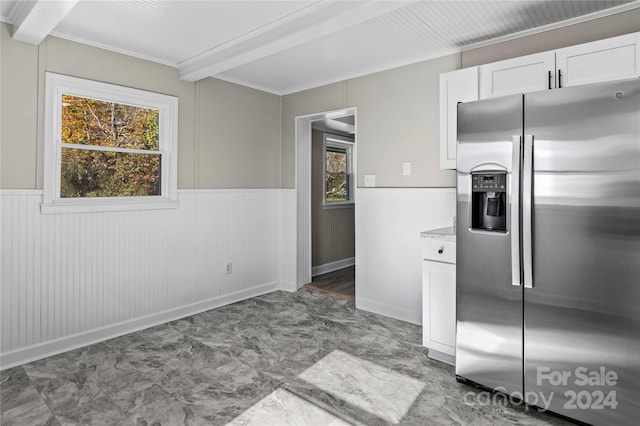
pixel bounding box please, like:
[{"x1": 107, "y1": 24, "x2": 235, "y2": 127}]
[{"x1": 2, "y1": 0, "x2": 638, "y2": 95}]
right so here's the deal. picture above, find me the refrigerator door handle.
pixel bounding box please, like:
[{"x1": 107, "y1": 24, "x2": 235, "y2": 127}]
[
  {"x1": 523, "y1": 135, "x2": 534, "y2": 289},
  {"x1": 511, "y1": 135, "x2": 522, "y2": 286}
]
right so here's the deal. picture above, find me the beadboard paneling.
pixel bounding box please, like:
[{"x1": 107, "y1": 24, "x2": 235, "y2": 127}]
[
  {"x1": 0, "y1": 189, "x2": 285, "y2": 368},
  {"x1": 355, "y1": 187, "x2": 456, "y2": 324}
]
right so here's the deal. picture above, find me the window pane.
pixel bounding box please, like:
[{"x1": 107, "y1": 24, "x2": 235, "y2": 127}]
[
  {"x1": 61, "y1": 148, "x2": 160, "y2": 198},
  {"x1": 326, "y1": 150, "x2": 347, "y2": 173},
  {"x1": 62, "y1": 95, "x2": 159, "y2": 150},
  {"x1": 326, "y1": 173, "x2": 349, "y2": 202}
]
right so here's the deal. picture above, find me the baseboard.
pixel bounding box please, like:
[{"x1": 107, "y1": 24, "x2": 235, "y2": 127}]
[
  {"x1": 0, "y1": 282, "x2": 281, "y2": 370},
  {"x1": 312, "y1": 257, "x2": 355, "y2": 277},
  {"x1": 355, "y1": 296, "x2": 421, "y2": 325},
  {"x1": 428, "y1": 349, "x2": 456, "y2": 366},
  {"x1": 277, "y1": 281, "x2": 298, "y2": 292}
]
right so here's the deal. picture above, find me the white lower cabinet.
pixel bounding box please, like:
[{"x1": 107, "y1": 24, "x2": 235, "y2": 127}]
[{"x1": 422, "y1": 238, "x2": 456, "y2": 365}]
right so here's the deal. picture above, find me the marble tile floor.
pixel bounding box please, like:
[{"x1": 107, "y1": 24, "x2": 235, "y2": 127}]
[{"x1": 0, "y1": 289, "x2": 574, "y2": 426}]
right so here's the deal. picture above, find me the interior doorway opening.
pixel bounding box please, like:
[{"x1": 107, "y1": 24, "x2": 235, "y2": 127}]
[{"x1": 295, "y1": 107, "x2": 357, "y2": 300}]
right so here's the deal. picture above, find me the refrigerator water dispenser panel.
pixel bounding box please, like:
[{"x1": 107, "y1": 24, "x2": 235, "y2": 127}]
[{"x1": 471, "y1": 172, "x2": 507, "y2": 232}]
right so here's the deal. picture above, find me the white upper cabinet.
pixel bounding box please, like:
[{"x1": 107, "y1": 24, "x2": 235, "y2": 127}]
[
  {"x1": 439, "y1": 67, "x2": 478, "y2": 170},
  {"x1": 479, "y1": 51, "x2": 555, "y2": 99},
  {"x1": 440, "y1": 32, "x2": 639, "y2": 169},
  {"x1": 478, "y1": 32, "x2": 639, "y2": 99},
  {"x1": 556, "y1": 32, "x2": 640, "y2": 88}
]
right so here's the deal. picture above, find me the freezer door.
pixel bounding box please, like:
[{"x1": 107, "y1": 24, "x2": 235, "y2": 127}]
[
  {"x1": 524, "y1": 79, "x2": 640, "y2": 425},
  {"x1": 456, "y1": 94, "x2": 524, "y2": 397}
]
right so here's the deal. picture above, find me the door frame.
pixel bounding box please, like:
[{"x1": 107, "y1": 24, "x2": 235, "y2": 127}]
[{"x1": 294, "y1": 107, "x2": 357, "y2": 288}]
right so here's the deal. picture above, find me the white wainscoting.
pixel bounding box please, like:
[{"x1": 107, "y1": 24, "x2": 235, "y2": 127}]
[
  {"x1": 355, "y1": 187, "x2": 456, "y2": 325},
  {"x1": 0, "y1": 189, "x2": 289, "y2": 369}
]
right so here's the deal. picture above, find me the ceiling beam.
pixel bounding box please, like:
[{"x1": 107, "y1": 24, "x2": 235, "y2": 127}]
[
  {"x1": 178, "y1": 0, "x2": 416, "y2": 82},
  {"x1": 10, "y1": 0, "x2": 79, "y2": 45}
]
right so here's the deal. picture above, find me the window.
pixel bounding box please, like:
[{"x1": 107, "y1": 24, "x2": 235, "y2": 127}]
[
  {"x1": 43, "y1": 73, "x2": 178, "y2": 213},
  {"x1": 323, "y1": 134, "x2": 354, "y2": 207}
]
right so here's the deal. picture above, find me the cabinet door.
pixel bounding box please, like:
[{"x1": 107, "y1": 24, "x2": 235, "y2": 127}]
[
  {"x1": 429, "y1": 261, "x2": 456, "y2": 350},
  {"x1": 422, "y1": 260, "x2": 456, "y2": 357},
  {"x1": 479, "y1": 51, "x2": 555, "y2": 99},
  {"x1": 556, "y1": 32, "x2": 640, "y2": 87},
  {"x1": 439, "y1": 67, "x2": 478, "y2": 170}
]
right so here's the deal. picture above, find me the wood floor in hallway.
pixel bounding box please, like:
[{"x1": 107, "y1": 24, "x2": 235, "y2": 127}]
[{"x1": 305, "y1": 266, "x2": 355, "y2": 300}]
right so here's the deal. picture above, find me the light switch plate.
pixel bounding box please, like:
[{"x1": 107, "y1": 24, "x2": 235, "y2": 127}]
[
  {"x1": 364, "y1": 174, "x2": 376, "y2": 187},
  {"x1": 402, "y1": 161, "x2": 411, "y2": 176}
]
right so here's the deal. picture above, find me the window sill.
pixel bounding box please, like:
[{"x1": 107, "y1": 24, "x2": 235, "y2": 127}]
[
  {"x1": 323, "y1": 203, "x2": 354, "y2": 210},
  {"x1": 40, "y1": 198, "x2": 178, "y2": 214}
]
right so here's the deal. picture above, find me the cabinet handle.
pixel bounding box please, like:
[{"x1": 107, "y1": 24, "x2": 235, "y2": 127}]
[
  {"x1": 548, "y1": 70, "x2": 552, "y2": 90},
  {"x1": 438, "y1": 248, "x2": 444, "y2": 254},
  {"x1": 558, "y1": 69, "x2": 562, "y2": 88}
]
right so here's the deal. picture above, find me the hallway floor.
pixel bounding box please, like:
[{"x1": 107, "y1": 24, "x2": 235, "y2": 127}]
[
  {"x1": 1, "y1": 289, "x2": 571, "y2": 425},
  {"x1": 306, "y1": 266, "x2": 355, "y2": 299}
]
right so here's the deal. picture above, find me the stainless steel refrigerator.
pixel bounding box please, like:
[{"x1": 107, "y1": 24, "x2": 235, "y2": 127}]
[{"x1": 455, "y1": 78, "x2": 639, "y2": 425}]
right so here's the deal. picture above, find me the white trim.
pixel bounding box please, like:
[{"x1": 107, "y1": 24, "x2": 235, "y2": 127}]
[
  {"x1": 48, "y1": 31, "x2": 178, "y2": 68},
  {"x1": 43, "y1": 72, "x2": 179, "y2": 213},
  {"x1": 0, "y1": 189, "x2": 44, "y2": 195},
  {"x1": 40, "y1": 199, "x2": 178, "y2": 214},
  {"x1": 295, "y1": 115, "x2": 312, "y2": 288},
  {"x1": 356, "y1": 187, "x2": 456, "y2": 191},
  {"x1": 459, "y1": 2, "x2": 640, "y2": 53},
  {"x1": 0, "y1": 281, "x2": 286, "y2": 370},
  {"x1": 1, "y1": 188, "x2": 290, "y2": 196},
  {"x1": 1, "y1": 188, "x2": 291, "y2": 213},
  {"x1": 60, "y1": 143, "x2": 162, "y2": 156},
  {"x1": 312, "y1": 257, "x2": 355, "y2": 277},
  {"x1": 356, "y1": 296, "x2": 421, "y2": 326},
  {"x1": 177, "y1": 188, "x2": 285, "y2": 194},
  {"x1": 206, "y1": 73, "x2": 285, "y2": 96},
  {"x1": 322, "y1": 203, "x2": 354, "y2": 210},
  {"x1": 323, "y1": 133, "x2": 354, "y2": 207}
]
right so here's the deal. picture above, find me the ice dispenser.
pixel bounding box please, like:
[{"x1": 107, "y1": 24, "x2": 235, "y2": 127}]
[{"x1": 471, "y1": 172, "x2": 507, "y2": 232}]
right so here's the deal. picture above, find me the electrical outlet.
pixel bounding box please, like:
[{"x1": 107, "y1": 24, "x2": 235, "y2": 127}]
[
  {"x1": 225, "y1": 262, "x2": 232, "y2": 274},
  {"x1": 364, "y1": 174, "x2": 376, "y2": 187}
]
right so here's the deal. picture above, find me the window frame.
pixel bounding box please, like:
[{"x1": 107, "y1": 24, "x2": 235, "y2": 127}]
[
  {"x1": 322, "y1": 133, "x2": 354, "y2": 208},
  {"x1": 42, "y1": 73, "x2": 179, "y2": 214}
]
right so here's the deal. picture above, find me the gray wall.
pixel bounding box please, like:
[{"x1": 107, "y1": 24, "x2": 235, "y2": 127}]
[
  {"x1": 1, "y1": 23, "x2": 39, "y2": 189},
  {"x1": 311, "y1": 129, "x2": 355, "y2": 267},
  {"x1": 280, "y1": 55, "x2": 459, "y2": 189},
  {"x1": 281, "y1": 9, "x2": 640, "y2": 189},
  {"x1": 346, "y1": 55, "x2": 459, "y2": 188},
  {"x1": 196, "y1": 78, "x2": 281, "y2": 188},
  {"x1": 280, "y1": 82, "x2": 348, "y2": 188},
  {"x1": 2, "y1": 9, "x2": 639, "y2": 191},
  {"x1": 462, "y1": 8, "x2": 640, "y2": 67},
  {"x1": 0, "y1": 22, "x2": 281, "y2": 190}
]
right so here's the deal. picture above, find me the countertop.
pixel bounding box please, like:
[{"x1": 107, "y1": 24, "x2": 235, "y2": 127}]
[{"x1": 420, "y1": 226, "x2": 456, "y2": 242}]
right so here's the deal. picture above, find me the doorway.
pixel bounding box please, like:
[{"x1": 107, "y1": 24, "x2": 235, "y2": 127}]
[{"x1": 295, "y1": 108, "x2": 357, "y2": 300}]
